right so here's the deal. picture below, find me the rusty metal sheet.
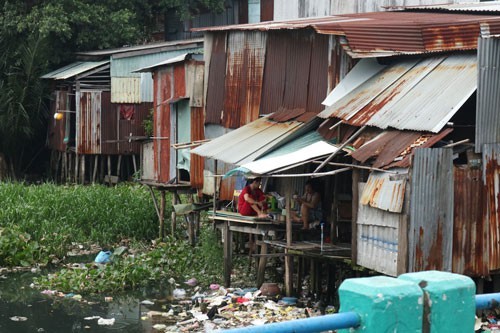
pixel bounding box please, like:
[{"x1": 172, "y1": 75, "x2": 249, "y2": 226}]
[
  {"x1": 205, "y1": 32, "x2": 227, "y2": 125},
  {"x1": 409, "y1": 148, "x2": 453, "y2": 272},
  {"x1": 141, "y1": 141, "x2": 155, "y2": 181},
  {"x1": 77, "y1": 91, "x2": 102, "y2": 154},
  {"x1": 476, "y1": 37, "x2": 500, "y2": 153},
  {"x1": 99, "y1": 92, "x2": 117, "y2": 155},
  {"x1": 154, "y1": 67, "x2": 173, "y2": 183},
  {"x1": 357, "y1": 182, "x2": 400, "y2": 277},
  {"x1": 269, "y1": 107, "x2": 305, "y2": 122},
  {"x1": 453, "y1": 166, "x2": 488, "y2": 277},
  {"x1": 387, "y1": 2, "x2": 495, "y2": 13},
  {"x1": 222, "y1": 31, "x2": 266, "y2": 128},
  {"x1": 190, "y1": 107, "x2": 205, "y2": 189},
  {"x1": 360, "y1": 170, "x2": 407, "y2": 213},
  {"x1": 48, "y1": 91, "x2": 69, "y2": 152},
  {"x1": 319, "y1": 54, "x2": 477, "y2": 133},
  {"x1": 483, "y1": 143, "x2": 500, "y2": 271},
  {"x1": 118, "y1": 102, "x2": 150, "y2": 155},
  {"x1": 186, "y1": 61, "x2": 205, "y2": 107}
]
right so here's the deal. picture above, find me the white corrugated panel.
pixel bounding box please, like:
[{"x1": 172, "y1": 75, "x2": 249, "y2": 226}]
[
  {"x1": 319, "y1": 54, "x2": 477, "y2": 133},
  {"x1": 330, "y1": 0, "x2": 480, "y2": 14},
  {"x1": 357, "y1": 183, "x2": 400, "y2": 277},
  {"x1": 235, "y1": 141, "x2": 338, "y2": 175},
  {"x1": 360, "y1": 170, "x2": 407, "y2": 213},
  {"x1": 111, "y1": 77, "x2": 141, "y2": 103},
  {"x1": 274, "y1": 0, "x2": 332, "y2": 20},
  {"x1": 141, "y1": 141, "x2": 155, "y2": 181}
]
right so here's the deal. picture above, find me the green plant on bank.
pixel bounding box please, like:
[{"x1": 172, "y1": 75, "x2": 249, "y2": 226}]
[
  {"x1": 142, "y1": 108, "x2": 154, "y2": 137},
  {"x1": 0, "y1": 182, "x2": 162, "y2": 266},
  {"x1": 34, "y1": 226, "x2": 224, "y2": 294}
]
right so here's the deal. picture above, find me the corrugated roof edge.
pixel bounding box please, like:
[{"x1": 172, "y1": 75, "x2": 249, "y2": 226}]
[
  {"x1": 41, "y1": 60, "x2": 109, "y2": 80},
  {"x1": 76, "y1": 38, "x2": 204, "y2": 59}
]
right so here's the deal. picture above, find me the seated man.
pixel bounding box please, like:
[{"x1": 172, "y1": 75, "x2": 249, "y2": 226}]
[
  {"x1": 238, "y1": 177, "x2": 268, "y2": 218},
  {"x1": 291, "y1": 180, "x2": 322, "y2": 229}
]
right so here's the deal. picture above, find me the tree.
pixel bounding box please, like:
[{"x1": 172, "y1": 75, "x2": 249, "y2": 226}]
[{"x1": 0, "y1": 0, "x2": 224, "y2": 179}]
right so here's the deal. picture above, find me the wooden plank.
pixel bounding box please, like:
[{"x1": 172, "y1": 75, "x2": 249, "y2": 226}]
[
  {"x1": 228, "y1": 225, "x2": 276, "y2": 236},
  {"x1": 223, "y1": 221, "x2": 232, "y2": 287},
  {"x1": 285, "y1": 190, "x2": 293, "y2": 296}
]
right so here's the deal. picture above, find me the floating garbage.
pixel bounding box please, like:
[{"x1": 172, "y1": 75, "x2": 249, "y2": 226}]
[
  {"x1": 97, "y1": 318, "x2": 115, "y2": 326},
  {"x1": 141, "y1": 299, "x2": 155, "y2": 305},
  {"x1": 10, "y1": 316, "x2": 28, "y2": 322},
  {"x1": 173, "y1": 288, "x2": 187, "y2": 299},
  {"x1": 94, "y1": 250, "x2": 112, "y2": 264},
  {"x1": 185, "y1": 278, "x2": 198, "y2": 287}
]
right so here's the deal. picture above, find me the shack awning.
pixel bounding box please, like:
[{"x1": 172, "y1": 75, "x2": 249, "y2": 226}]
[
  {"x1": 191, "y1": 116, "x2": 317, "y2": 165},
  {"x1": 226, "y1": 140, "x2": 338, "y2": 177},
  {"x1": 319, "y1": 53, "x2": 477, "y2": 133},
  {"x1": 41, "y1": 61, "x2": 109, "y2": 80}
]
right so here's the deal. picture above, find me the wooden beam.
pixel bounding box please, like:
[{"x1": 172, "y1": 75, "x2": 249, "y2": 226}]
[
  {"x1": 160, "y1": 190, "x2": 166, "y2": 240},
  {"x1": 257, "y1": 241, "x2": 268, "y2": 287},
  {"x1": 285, "y1": 190, "x2": 293, "y2": 296}
]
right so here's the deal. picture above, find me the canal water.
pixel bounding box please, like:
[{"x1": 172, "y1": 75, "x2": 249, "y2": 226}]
[{"x1": 0, "y1": 271, "x2": 160, "y2": 332}]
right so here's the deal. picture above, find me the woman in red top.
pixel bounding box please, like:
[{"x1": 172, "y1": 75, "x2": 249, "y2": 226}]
[{"x1": 238, "y1": 177, "x2": 268, "y2": 218}]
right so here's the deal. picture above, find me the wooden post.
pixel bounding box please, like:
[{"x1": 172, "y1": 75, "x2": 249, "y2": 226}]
[
  {"x1": 171, "y1": 191, "x2": 177, "y2": 236},
  {"x1": 68, "y1": 152, "x2": 73, "y2": 182},
  {"x1": 397, "y1": 181, "x2": 411, "y2": 274},
  {"x1": 285, "y1": 190, "x2": 294, "y2": 296},
  {"x1": 107, "y1": 155, "x2": 112, "y2": 186},
  {"x1": 223, "y1": 221, "x2": 232, "y2": 287},
  {"x1": 331, "y1": 174, "x2": 339, "y2": 243},
  {"x1": 257, "y1": 240, "x2": 268, "y2": 287},
  {"x1": 159, "y1": 190, "x2": 166, "y2": 240},
  {"x1": 116, "y1": 155, "x2": 122, "y2": 180},
  {"x1": 132, "y1": 154, "x2": 137, "y2": 174},
  {"x1": 55, "y1": 152, "x2": 61, "y2": 183},
  {"x1": 80, "y1": 155, "x2": 86, "y2": 184},
  {"x1": 92, "y1": 155, "x2": 98, "y2": 183},
  {"x1": 75, "y1": 154, "x2": 79, "y2": 183},
  {"x1": 351, "y1": 168, "x2": 360, "y2": 263}
]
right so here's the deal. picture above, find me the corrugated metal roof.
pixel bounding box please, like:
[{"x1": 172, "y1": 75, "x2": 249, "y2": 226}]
[
  {"x1": 319, "y1": 54, "x2": 477, "y2": 133},
  {"x1": 274, "y1": 0, "x2": 332, "y2": 21},
  {"x1": 195, "y1": 12, "x2": 500, "y2": 57},
  {"x1": 409, "y1": 148, "x2": 454, "y2": 272},
  {"x1": 191, "y1": 116, "x2": 313, "y2": 165},
  {"x1": 41, "y1": 61, "x2": 109, "y2": 80},
  {"x1": 133, "y1": 53, "x2": 204, "y2": 72},
  {"x1": 357, "y1": 182, "x2": 400, "y2": 277},
  {"x1": 360, "y1": 170, "x2": 407, "y2": 213},
  {"x1": 483, "y1": 143, "x2": 500, "y2": 271},
  {"x1": 76, "y1": 39, "x2": 203, "y2": 58},
  {"x1": 476, "y1": 37, "x2": 500, "y2": 153},
  {"x1": 227, "y1": 140, "x2": 338, "y2": 176},
  {"x1": 387, "y1": 2, "x2": 500, "y2": 13},
  {"x1": 350, "y1": 128, "x2": 453, "y2": 169},
  {"x1": 453, "y1": 166, "x2": 488, "y2": 277}
]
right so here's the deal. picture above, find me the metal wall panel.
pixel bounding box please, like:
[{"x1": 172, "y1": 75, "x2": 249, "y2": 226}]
[
  {"x1": 483, "y1": 143, "x2": 500, "y2": 270},
  {"x1": 360, "y1": 170, "x2": 407, "y2": 213},
  {"x1": 476, "y1": 37, "x2": 500, "y2": 153},
  {"x1": 141, "y1": 141, "x2": 155, "y2": 181},
  {"x1": 205, "y1": 32, "x2": 227, "y2": 124},
  {"x1": 248, "y1": 0, "x2": 261, "y2": 23},
  {"x1": 77, "y1": 91, "x2": 102, "y2": 154},
  {"x1": 191, "y1": 107, "x2": 205, "y2": 189},
  {"x1": 409, "y1": 148, "x2": 453, "y2": 272},
  {"x1": 99, "y1": 92, "x2": 117, "y2": 155},
  {"x1": 453, "y1": 166, "x2": 488, "y2": 277},
  {"x1": 274, "y1": 0, "x2": 332, "y2": 20},
  {"x1": 223, "y1": 31, "x2": 266, "y2": 128},
  {"x1": 111, "y1": 77, "x2": 141, "y2": 103},
  {"x1": 117, "y1": 102, "x2": 150, "y2": 155},
  {"x1": 357, "y1": 183, "x2": 400, "y2": 277},
  {"x1": 154, "y1": 67, "x2": 173, "y2": 183},
  {"x1": 48, "y1": 91, "x2": 69, "y2": 152}
]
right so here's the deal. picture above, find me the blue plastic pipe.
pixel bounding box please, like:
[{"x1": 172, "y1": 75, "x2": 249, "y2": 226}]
[
  {"x1": 476, "y1": 292, "x2": 500, "y2": 310},
  {"x1": 218, "y1": 312, "x2": 360, "y2": 333}
]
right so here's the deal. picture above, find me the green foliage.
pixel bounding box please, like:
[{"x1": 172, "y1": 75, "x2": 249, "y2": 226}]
[
  {"x1": 0, "y1": 182, "x2": 160, "y2": 266},
  {"x1": 34, "y1": 225, "x2": 223, "y2": 294},
  {"x1": 143, "y1": 108, "x2": 154, "y2": 137}
]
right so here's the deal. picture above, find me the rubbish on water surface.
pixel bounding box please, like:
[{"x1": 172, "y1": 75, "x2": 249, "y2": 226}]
[
  {"x1": 140, "y1": 300, "x2": 155, "y2": 305},
  {"x1": 209, "y1": 284, "x2": 220, "y2": 290},
  {"x1": 10, "y1": 316, "x2": 28, "y2": 322},
  {"x1": 104, "y1": 296, "x2": 113, "y2": 302},
  {"x1": 97, "y1": 318, "x2": 115, "y2": 326},
  {"x1": 84, "y1": 316, "x2": 101, "y2": 320},
  {"x1": 185, "y1": 278, "x2": 198, "y2": 287},
  {"x1": 173, "y1": 288, "x2": 187, "y2": 299}
]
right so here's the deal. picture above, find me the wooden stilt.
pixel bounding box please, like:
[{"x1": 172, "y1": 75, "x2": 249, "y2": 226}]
[
  {"x1": 75, "y1": 154, "x2": 79, "y2": 183},
  {"x1": 285, "y1": 191, "x2": 294, "y2": 296},
  {"x1": 171, "y1": 192, "x2": 178, "y2": 236},
  {"x1": 92, "y1": 155, "x2": 98, "y2": 183},
  {"x1": 68, "y1": 153, "x2": 73, "y2": 182},
  {"x1": 132, "y1": 154, "x2": 137, "y2": 174},
  {"x1": 107, "y1": 156, "x2": 112, "y2": 186},
  {"x1": 296, "y1": 257, "x2": 303, "y2": 296},
  {"x1": 55, "y1": 151, "x2": 61, "y2": 183},
  {"x1": 223, "y1": 221, "x2": 232, "y2": 287},
  {"x1": 159, "y1": 190, "x2": 166, "y2": 240},
  {"x1": 351, "y1": 168, "x2": 360, "y2": 263},
  {"x1": 99, "y1": 154, "x2": 104, "y2": 182},
  {"x1": 61, "y1": 152, "x2": 67, "y2": 183},
  {"x1": 80, "y1": 155, "x2": 86, "y2": 184},
  {"x1": 256, "y1": 240, "x2": 268, "y2": 287},
  {"x1": 116, "y1": 155, "x2": 122, "y2": 180}
]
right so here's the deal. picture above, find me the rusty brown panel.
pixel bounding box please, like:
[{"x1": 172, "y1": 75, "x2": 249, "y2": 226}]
[
  {"x1": 269, "y1": 107, "x2": 305, "y2": 122},
  {"x1": 190, "y1": 107, "x2": 205, "y2": 189},
  {"x1": 260, "y1": 0, "x2": 273, "y2": 22},
  {"x1": 48, "y1": 91, "x2": 69, "y2": 152},
  {"x1": 100, "y1": 92, "x2": 118, "y2": 155},
  {"x1": 484, "y1": 146, "x2": 500, "y2": 271},
  {"x1": 158, "y1": 68, "x2": 173, "y2": 183},
  {"x1": 173, "y1": 63, "x2": 186, "y2": 99},
  {"x1": 307, "y1": 34, "x2": 329, "y2": 114},
  {"x1": 422, "y1": 24, "x2": 479, "y2": 51},
  {"x1": 453, "y1": 166, "x2": 488, "y2": 277},
  {"x1": 153, "y1": 70, "x2": 160, "y2": 180},
  {"x1": 117, "y1": 102, "x2": 150, "y2": 155},
  {"x1": 317, "y1": 118, "x2": 339, "y2": 141},
  {"x1": 78, "y1": 92, "x2": 90, "y2": 154},
  {"x1": 260, "y1": 31, "x2": 288, "y2": 115},
  {"x1": 282, "y1": 30, "x2": 312, "y2": 111},
  {"x1": 294, "y1": 111, "x2": 317, "y2": 123},
  {"x1": 218, "y1": 161, "x2": 236, "y2": 201},
  {"x1": 205, "y1": 32, "x2": 227, "y2": 125}
]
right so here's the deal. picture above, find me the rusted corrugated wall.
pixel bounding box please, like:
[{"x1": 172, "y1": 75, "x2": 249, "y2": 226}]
[
  {"x1": 154, "y1": 67, "x2": 173, "y2": 183},
  {"x1": 118, "y1": 103, "x2": 150, "y2": 155},
  {"x1": 453, "y1": 166, "x2": 488, "y2": 277},
  {"x1": 409, "y1": 148, "x2": 453, "y2": 272},
  {"x1": 48, "y1": 91, "x2": 70, "y2": 152},
  {"x1": 191, "y1": 106, "x2": 205, "y2": 189},
  {"x1": 483, "y1": 143, "x2": 500, "y2": 271},
  {"x1": 205, "y1": 32, "x2": 227, "y2": 125},
  {"x1": 77, "y1": 91, "x2": 102, "y2": 154},
  {"x1": 100, "y1": 92, "x2": 116, "y2": 155}
]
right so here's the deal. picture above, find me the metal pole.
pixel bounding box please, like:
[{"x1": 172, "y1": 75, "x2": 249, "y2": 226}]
[{"x1": 218, "y1": 312, "x2": 360, "y2": 333}]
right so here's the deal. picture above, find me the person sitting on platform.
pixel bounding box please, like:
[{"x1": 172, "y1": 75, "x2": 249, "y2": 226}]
[
  {"x1": 238, "y1": 177, "x2": 268, "y2": 218},
  {"x1": 291, "y1": 180, "x2": 322, "y2": 229}
]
